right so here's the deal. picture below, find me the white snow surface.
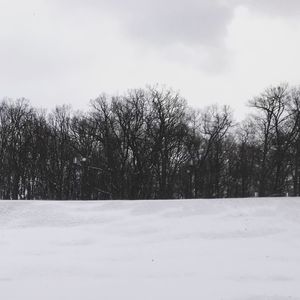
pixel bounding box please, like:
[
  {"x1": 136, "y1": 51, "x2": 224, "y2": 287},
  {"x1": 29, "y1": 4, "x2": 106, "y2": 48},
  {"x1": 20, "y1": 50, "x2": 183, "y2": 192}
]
[{"x1": 0, "y1": 198, "x2": 300, "y2": 300}]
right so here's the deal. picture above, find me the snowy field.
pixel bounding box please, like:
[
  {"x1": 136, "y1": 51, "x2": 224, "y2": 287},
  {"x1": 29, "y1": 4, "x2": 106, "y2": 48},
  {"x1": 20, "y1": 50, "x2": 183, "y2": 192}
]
[{"x1": 0, "y1": 198, "x2": 300, "y2": 300}]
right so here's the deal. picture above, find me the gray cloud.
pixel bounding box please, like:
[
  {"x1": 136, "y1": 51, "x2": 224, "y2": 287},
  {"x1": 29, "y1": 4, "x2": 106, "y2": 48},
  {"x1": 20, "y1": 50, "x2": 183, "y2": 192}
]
[
  {"x1": 63, "y1": 0, "x2": 300, "y2": 48},
  {"x1": 103, "y1": 0, "x2": 233, "y2": 47},
  {"x1": 240, "y1": 0, "x2": 300, "y2": 17},
  {"x1": 108, "y1": 1, "x2": 231, "y2": 46},
  {"x1": 54, "y1": 0, "x2": 236, "y2": 72},
  {"x1": 54, "y1": 0, "x2": 300, "y2": 72}
]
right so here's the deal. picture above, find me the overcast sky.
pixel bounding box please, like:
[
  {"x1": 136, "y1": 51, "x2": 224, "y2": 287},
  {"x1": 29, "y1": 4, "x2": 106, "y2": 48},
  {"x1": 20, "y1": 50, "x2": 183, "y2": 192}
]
[{"x1": 1, "y1": 0, "x2": 300, "y2": 118}]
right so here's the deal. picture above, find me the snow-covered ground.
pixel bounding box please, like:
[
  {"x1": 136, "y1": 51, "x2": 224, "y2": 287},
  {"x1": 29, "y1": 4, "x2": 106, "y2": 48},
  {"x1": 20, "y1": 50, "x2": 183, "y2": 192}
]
[{"x1": 0, "y1": 198, "x2": 300, "y2": 300}]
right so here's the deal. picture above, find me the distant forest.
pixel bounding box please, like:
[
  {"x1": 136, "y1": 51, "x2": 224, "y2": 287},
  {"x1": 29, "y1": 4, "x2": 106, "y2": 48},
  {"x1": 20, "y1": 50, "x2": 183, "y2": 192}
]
[{"x1": 0, "y1": 84, "x2": 300, "y2": 200}]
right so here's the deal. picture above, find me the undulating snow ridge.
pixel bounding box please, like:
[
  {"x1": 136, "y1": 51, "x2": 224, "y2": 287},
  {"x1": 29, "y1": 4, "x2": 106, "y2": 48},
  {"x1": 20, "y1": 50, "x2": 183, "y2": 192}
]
[{"x1": 0, "y1": 198, "x2": 300, "y2": 300}]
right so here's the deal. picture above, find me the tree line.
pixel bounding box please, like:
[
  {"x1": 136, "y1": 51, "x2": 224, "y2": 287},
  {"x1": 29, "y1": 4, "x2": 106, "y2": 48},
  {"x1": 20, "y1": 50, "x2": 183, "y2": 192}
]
[{"x1": 0, "y1": 84, "x2": 300, "y2": 200}]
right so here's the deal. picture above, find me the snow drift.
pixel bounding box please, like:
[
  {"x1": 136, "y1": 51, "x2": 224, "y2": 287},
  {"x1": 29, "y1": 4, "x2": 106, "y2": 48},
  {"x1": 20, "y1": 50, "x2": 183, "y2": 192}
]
[{"x1": 0, "y1": 198, "x2": 300, "y2": 300}]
